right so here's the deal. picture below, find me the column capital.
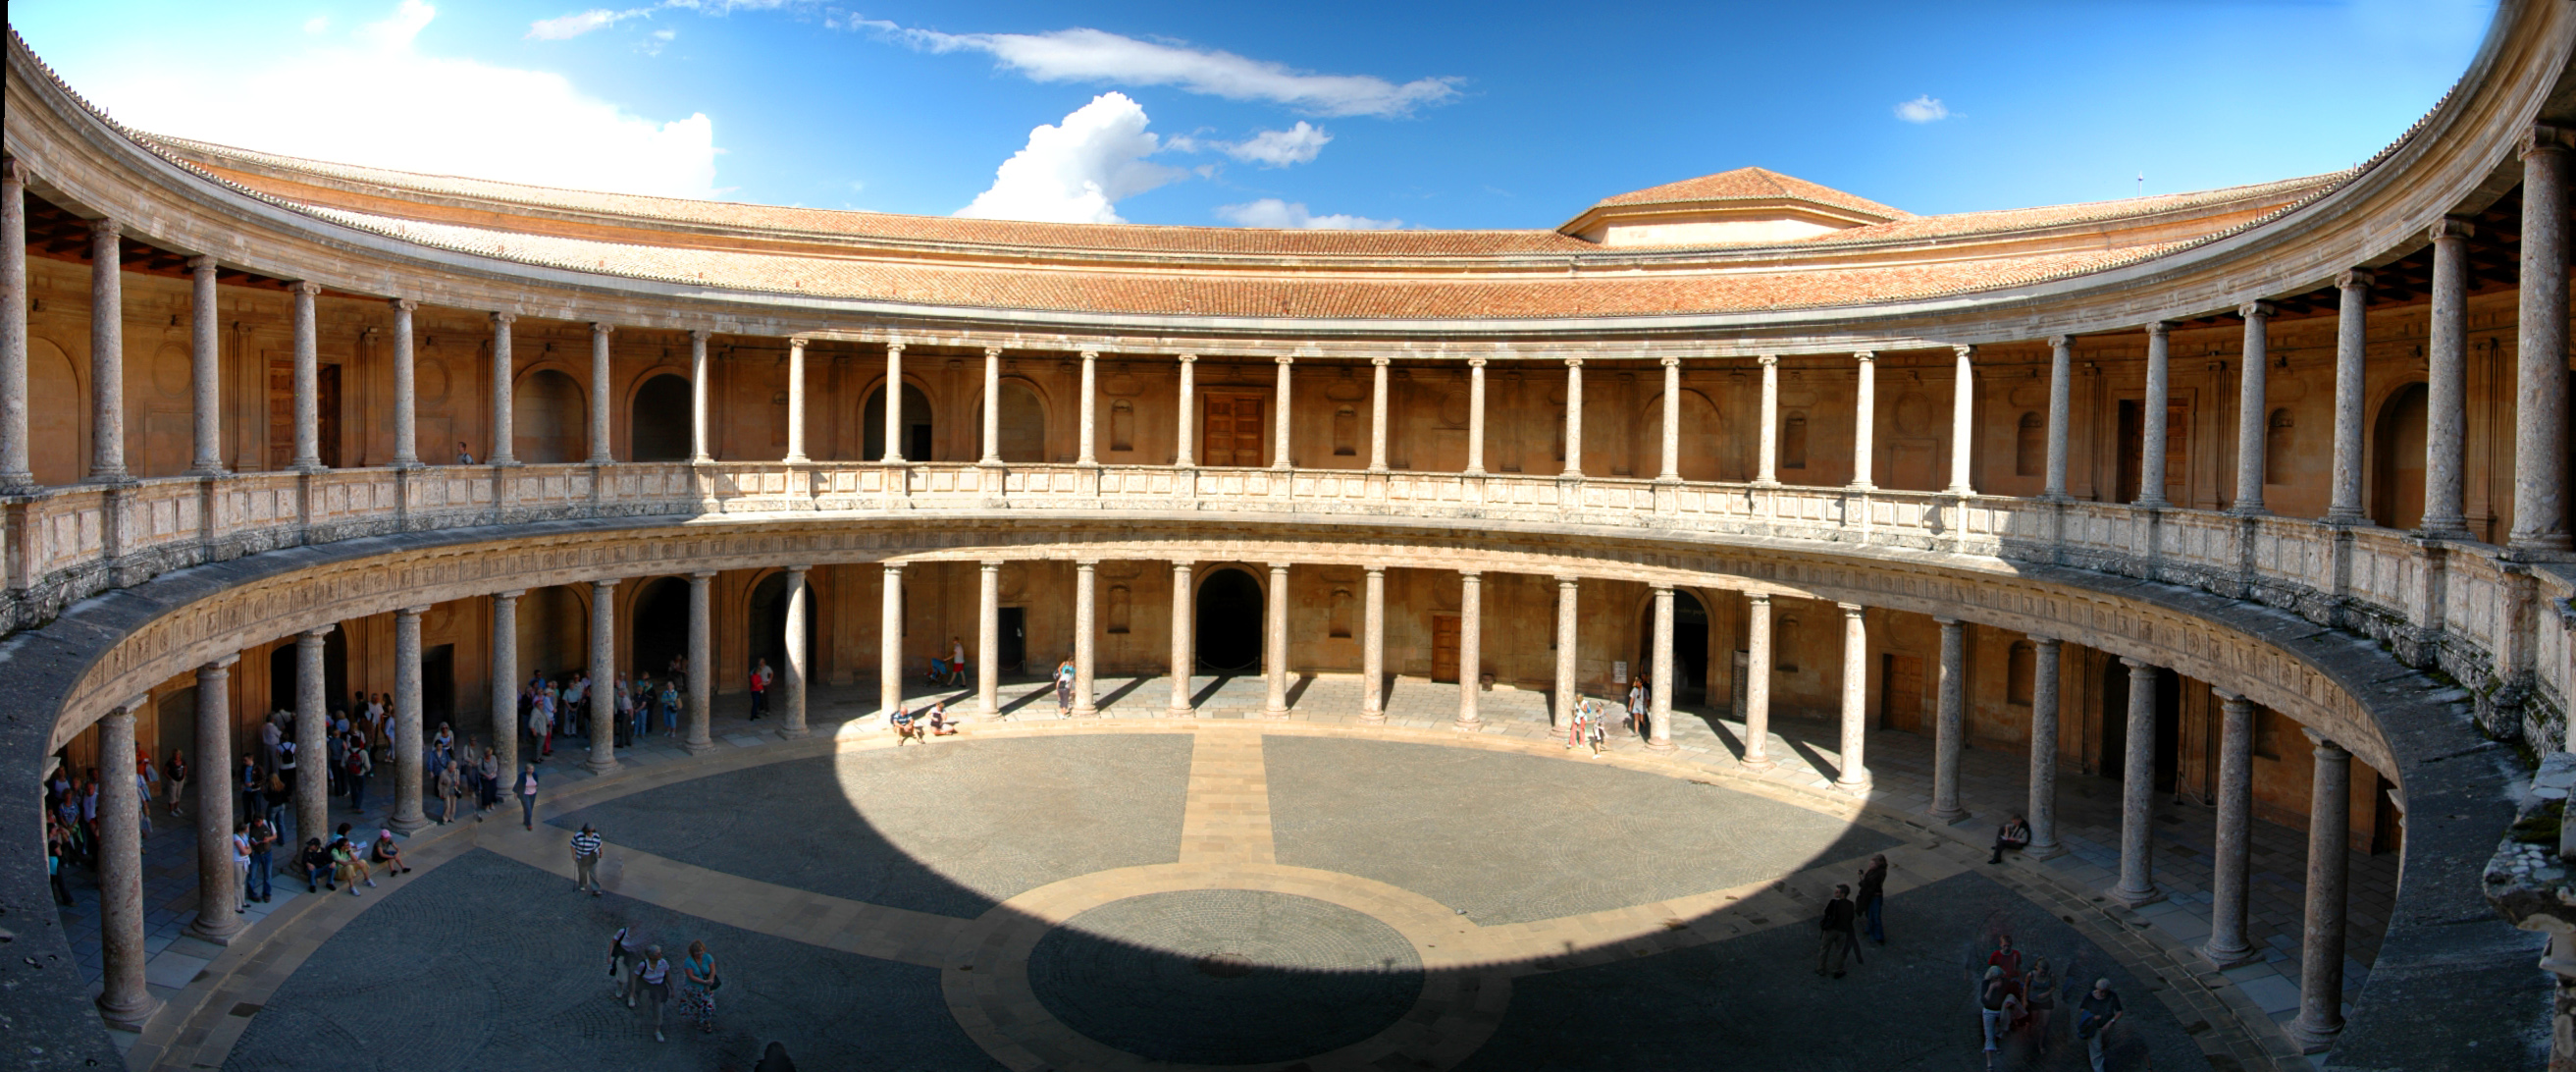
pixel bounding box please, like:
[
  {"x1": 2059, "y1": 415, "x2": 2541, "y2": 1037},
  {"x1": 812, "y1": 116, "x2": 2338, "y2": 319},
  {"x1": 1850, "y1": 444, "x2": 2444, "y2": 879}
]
[
  {"x1": 1657, "y1": 355, "x2": 1680, "y2": 368},
  {"x1": 2428, "y1": 216, "x2": 2476, "y2": 241},
  {"x1": 1075, "y1": 559, "x2": 1099, "y2": 569},
  {"x1": 688, "y1": 571, "x2": 716, "y2": 580},
  {"x1": 690, "y1": 328, "x2": 712, "y2": 343},
  {"x1": 1746, "y1": 591, "x2": 1770, "y2": 606},
  {"x1": 1176, "y1": 352, "x2": 1196, "y2": 364},
  {"x1": 201, "y1": 654, "x2": 242, "y2": 672},
  {"x1": 1952, "y1": 344, "x2": 1975, "y2": 360},
  {"x1": 2302, "y1": 726, "x2": 2348, "y2": 758},
  {"x1": 2238, "y1": 300, "x2": 2276, "y2": 321},
  {"x1": 1553, "y1": 574, "x2": 1578, "y2": 586},
  {"x1": 2029, "y1": 635, "x2": 2060, "y2": 648},
  {"x1": 986, "y1": 559, "x2": 1012, "y2": 569},
  {"x1": 1934, "y1": 616, "x2": 1962, "y2": 627},
  {"x1": 2212, "y1": 687, "x2": 2247, "y2": 704},
  {"x1": 1364, "y1": 563, "x2": 1387, "y2": 576},
  {"x1": 881, "y1": 561, "x2": 907, "y2": 574},
  {"x1": 1757, "y1": 353, "x2": 1778, "y2": 367},
  {"x1": 0, "y1": 156, "x2": 26, "y2": 185},
  {"x1": 385, "y1": 296, "x2": 418, "y2": 315},
  {"x1": 2119, "y1": 655, "x2": 2154, "y2": 670},
  {"x1": 2520, "y1": 124, "x2": 2573, "y2": 158},
  {"x1": 288, "y1": 280, "x2": 323, "y2": 296},
  {"x1": 1080, "y1": 349, "x2": 1099, "y2": 360},
  {"x1": 1467, "y1": 356, "x2": 1487, "y2": 368},
  {"x1": 1854, "y1": 349, "x2": 1875, "y2": 363},
  {"x1": 1562, "y1": 355, "x2": 1583, "y2": 368},
  {"x1": 986, "y1": 346, "x2": 1006, "y2": 359},
  {"x1": 1648, "y1": 580, "x2": 1671, "y2": 593},
  {"x1": 589, "y1": 578, "x2": 617, "y2": 592},
  {"x1": 1268, "y1": 562, "x2": 1291, "y2": 572},
  {"x1": 186, "y1": 254, "x2": 218, "y2": 272},
  {"x1": 1370, "y1": 355, "x2": 1391, "y2": 367},
  {"x1": 89, "y1": 216, "x2": 123, "y2": 240},
  {"x1": 1461, "y1": 568, "x2": 1485, "y2": 580},
  {"x1": 491, "y1": 311, "x2": 517, "y2": 326},
  {"x1": 300, "y1": 624, "x2": 338, "y2": 640},
  {"x1": 788, "y1": 337, "x2": 809, "y2": 352},
  {"x1": 884, "y1": 341, "x2": 905, "y2": 354},
  {"x1": 2144, "y1": 319, "x2": 2173, "y2": 338},
  {"x1": 1838, "y1": 602, "x2": 1866, "y2": 616},
  {"x1": 590, "y1": 321, "x2": 614, "y2": 337},
  {"x1": 2046, "y1": 335, "x2": 2072, "y2": 349},
  {"x1": 398, "y1": 605, "x2": 430, "y2": 616},
  {"x1": 1275, "y1": 354, "x2": 1294, "y2": 365},
  {"x1": 2336, "y1": 268, "x2": 2375, "y2": 290},
  {"x1": 112, "y1": 694, "x2": 151, "y2": 717},
  {"x1": 495, "y1": 588, "x2": 528, "y2": 599}
]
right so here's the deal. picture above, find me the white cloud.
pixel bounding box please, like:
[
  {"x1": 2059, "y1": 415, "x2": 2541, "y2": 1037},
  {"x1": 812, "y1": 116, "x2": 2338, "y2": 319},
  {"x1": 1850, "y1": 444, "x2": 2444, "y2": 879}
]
[
  {"x1": 1894, "y1": 94, "x2": 1950, "y2": 123},
  {"x1": 1225, "y1": 123, "x2": 1330, "y2": 167},
  {"x1": 1216, "y1": 198, "x2": 1399, "y2": 230},
  {"x1": 103, "y1": 1, "x2": 718, "y2": 199},
  {"x1": 955, "y1": 92, "x2": 1186, "y2": 224},
  {"x1": 883, "y1": 25, "x2": 1458, "y2": 117},
  {"x1": 528, "y1": 8, "x2": 627, "y2": 39}
]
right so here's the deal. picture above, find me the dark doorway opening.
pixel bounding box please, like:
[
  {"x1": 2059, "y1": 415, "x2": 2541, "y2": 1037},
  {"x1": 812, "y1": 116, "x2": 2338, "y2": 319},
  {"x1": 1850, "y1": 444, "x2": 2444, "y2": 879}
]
[
  {"x1": 423, "y1": 644, "x2": 455, "y2": 729},
  {"x1": 1194, "y1": 567, "x2": 1264, "y2": 673},
  {"x1": 630, "y1": 374, "x2": 692, "y2": 461},
  {"x1": 2099, "y1": 659, "x2": 2182, "y2": 790},
  {"x1": 747, "y1": 572, "x2": 818, "y2": 684},
  {"x1": 154, "y1": 690, "x2": 196, "y2": 772},
  {"x1": 999, "y1": 607, "x2": 1027, "y2": 674},
  {"x1": 2371, "y1": 382, "x2": 2428, "y2": 530},
  {"x1": 863, "y1": 383, "x2": 936, "y2": 461},
  {"x1": 631, "y1": 577, "x2": 689, "y2": 684},
  {"x1": 267, "y1": 629, "x2": 349, "y2": 719},
  {"x1": 1635, "y1": 591, "x2": 1711, "y2": 703},
  {"x1": 514, "y1": 369, "x2": 587, "y2": 463},
  {"x1": 973, "y1": 382, "x2": 1049, "y2": 463}
]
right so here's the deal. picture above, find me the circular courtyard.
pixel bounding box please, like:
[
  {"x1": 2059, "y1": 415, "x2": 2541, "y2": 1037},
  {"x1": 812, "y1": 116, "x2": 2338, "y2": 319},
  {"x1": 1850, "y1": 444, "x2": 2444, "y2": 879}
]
[{"x1": 189, "y1": 720, "x2": 2227, "y2": 1071}]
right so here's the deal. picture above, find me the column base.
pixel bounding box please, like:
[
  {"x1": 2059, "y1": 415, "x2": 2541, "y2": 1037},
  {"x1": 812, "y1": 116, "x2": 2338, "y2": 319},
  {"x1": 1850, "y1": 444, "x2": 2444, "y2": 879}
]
[
  {"x1": 1073, "y1": 706, "x2": 1098, "y2": 718},
  {"x1": 1833, "y1": 776, "x2": 1872, "y2": 796},
  {"x1": 2415, "y1": 521, "x2": 2473, "y2": 542},
  {"x1": 1738, "y1": 754, "x2": 1776, "y2": 773},
  {"x1": 682, "y1": 738, "x2": 719, "y2": 755},
  {"x1": 184, "y1": 912, "x2": 246, "y2": 945},
  {"x1": 1169, "y1": 706, "x2": 1197, "y2": 720},
  {"x1": 2197, "y1": 940, "x2": 2259, "y2": 970},
  {"x1": 1357, "y1": 710, "x2": 1385, "y2": 724},
  {"x1": 2107, "y1": 884, "x2": 2165, "y2": 909},
  {"x1": 96, "y1": 991, "x2": 164, "y2": 1034},
  {"x1": 2285, "y1": 1015, "x2": 2343, "y2": 1054},
  {"x1": 582, "y1": 756, "x2": 622, "y2": 776},
  {"x1": 776, "y1": 724, "x2": 811, "y2": 740},
  {"x1": 1927, "y1": 804, "x2": 1967, "y2": 824},
  {"x1": 2027, "y1": 840, "x2": 2070, "y2": 861},
  {"x1": 389, "y1": 811, "x2": 434, "y2": 833},
  {"x1": 1644, "y1": 737, "x2": 1676, "y2": 754},
  {"x1": 1452, "y1": 716, "x2": 1484, "y2": 730}
]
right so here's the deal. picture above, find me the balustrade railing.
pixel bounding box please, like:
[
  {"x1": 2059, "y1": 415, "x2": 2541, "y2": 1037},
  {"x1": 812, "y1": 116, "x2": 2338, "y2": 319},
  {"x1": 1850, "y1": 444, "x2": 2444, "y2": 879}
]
[{"x1": 3, "y1": 457, "x2": 2566, "y2": 744}]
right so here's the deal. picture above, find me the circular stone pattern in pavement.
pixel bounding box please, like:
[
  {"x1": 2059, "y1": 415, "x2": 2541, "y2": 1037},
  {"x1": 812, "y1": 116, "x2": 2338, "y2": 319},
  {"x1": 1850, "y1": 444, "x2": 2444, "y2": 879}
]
[{"x1": 1026, "y1": 888, "x2": 1426, "y2": 1065}]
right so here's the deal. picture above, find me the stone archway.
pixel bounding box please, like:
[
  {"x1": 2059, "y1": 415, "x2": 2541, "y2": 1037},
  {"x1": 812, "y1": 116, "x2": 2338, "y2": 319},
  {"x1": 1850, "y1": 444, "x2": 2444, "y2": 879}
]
[
  {"x1": 513, "y1": 369, "x2": 586, "y2": 464},
  {"x1": 629, "y1": 374, "x2": 691, "y2": 461},
  {"x1": 2370, "y1": 382, "x2": 2427, "y2": 529},
  {"x1": 864, "y1": 382, "x2": 936, "y2": 461}
]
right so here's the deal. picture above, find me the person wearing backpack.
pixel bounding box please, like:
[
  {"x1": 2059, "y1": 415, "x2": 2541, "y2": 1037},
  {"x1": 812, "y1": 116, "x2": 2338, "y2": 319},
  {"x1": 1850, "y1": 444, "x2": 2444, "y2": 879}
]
[
  {"x1": 344, "y1": 742, "x2": 372, "y2": 814},
  {"x1": 2077, "y1": 977, "x2": 2124, "y2": 1071}
]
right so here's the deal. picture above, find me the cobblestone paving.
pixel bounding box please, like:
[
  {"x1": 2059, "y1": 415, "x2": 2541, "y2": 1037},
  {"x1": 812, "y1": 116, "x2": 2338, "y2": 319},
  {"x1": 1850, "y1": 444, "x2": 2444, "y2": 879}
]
[
  {"x1": 221, "y1": 847, "x2": 1000, "y2": 1072},
  {"x1": 1454, "y1": 869, "x2": 2213, "y2": 1072},
  {"x1": 1265, "y1": 734, "x2": 1902, "y2": 926},
  {"x1": 1026, "y1": 888, "x2": 1424, "y2": 1064},
  {"x1": 552, "y1": 733, "x2": 1192, "y2": 918}
]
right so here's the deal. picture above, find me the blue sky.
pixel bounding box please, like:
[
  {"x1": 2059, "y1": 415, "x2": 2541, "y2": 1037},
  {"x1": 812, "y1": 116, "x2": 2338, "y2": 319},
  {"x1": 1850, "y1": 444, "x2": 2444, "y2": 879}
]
[{"x1": 9, "y1": 0, "x2": 2494, "y2": 230}]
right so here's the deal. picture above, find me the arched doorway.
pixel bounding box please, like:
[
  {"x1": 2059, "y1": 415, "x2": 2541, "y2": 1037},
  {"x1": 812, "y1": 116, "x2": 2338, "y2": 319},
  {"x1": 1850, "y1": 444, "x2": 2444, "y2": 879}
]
[
  {"x1": 863, "y1": 383, "x2": 935, "y2": 460},
  {"x1": 1194, "y1": 567, "x2": 1264, "y2": 673},
  {"x1": 630, "y1": 577, "x2": 689, "y2": 683},
  {"x1": 747, "y1": 571, "x2": 818, "y2": 685},
  {"x1": 514, "y1": 369, "x2": 587, "y2": 463},
  {"x1": 30, "y1": 338, "x2": 80, "y2": 484},
  {"x1": 973, "y1": 381, "x2": 1049, "y2": 462},
  {"x1": 2370, "y1": 383, "x2": 2427, "y2": 529},
  {"x1": 515, "y1": 585, "x2": 588, "y2": 682},
  {"x1": 2098, "y1": 658, "x2": 2181, "y2": 790},
  {"x1": 1636, "y1": 590, "x2": 1711, "y2": 703},
  {"x1": 1642, "y1": 391, "x2": 1724, "y2": 482},
  {"x1": 629, "y1": 374, "x2": 691, "y2": 461},
  {"x1": 265, "y1": 629, "x2": 348, "y2": 719}
]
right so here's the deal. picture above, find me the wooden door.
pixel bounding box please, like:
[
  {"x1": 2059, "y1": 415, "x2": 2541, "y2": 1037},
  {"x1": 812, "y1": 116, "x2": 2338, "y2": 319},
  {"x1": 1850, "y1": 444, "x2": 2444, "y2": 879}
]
[
  {"x1": 1880, "y1": 653, "x2": 1923, "y2": 732},
  {"x1": 2160, "y1": 402, "x2": 2187, "y2": 505},
  {"x1": 1202, "y1": 396, "x2": 1265, "y2": 467},
  {"x1": 1430, "y1": 614, "x2": 1460, "y2": 683},
  {"x1": 317, "y1": 364, "x2": 342, "y2": 468}
]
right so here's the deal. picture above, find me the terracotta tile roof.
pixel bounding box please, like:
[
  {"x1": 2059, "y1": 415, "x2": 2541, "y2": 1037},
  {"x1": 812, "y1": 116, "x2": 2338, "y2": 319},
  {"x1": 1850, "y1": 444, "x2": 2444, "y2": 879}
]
[
  {"x1": 1586, "y1": 167, "x2": 1912, "y2": 221},
  {"x1": 1797, "y1": 174, "x2": 2342, "y2": 245}
]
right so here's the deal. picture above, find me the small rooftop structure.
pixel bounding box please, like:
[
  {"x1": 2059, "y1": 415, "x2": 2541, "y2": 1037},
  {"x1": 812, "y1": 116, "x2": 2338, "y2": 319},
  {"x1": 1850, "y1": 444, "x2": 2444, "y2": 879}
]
[{"x1": 1558, "y1": 166, "x2": 1912, "y2": 246}]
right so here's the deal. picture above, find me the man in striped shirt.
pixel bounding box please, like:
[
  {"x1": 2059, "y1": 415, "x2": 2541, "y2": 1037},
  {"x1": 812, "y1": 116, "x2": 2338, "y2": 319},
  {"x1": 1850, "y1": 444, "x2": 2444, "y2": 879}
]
[{"x1": 570, "y1": 824, "x2": 605, "y2": 896}]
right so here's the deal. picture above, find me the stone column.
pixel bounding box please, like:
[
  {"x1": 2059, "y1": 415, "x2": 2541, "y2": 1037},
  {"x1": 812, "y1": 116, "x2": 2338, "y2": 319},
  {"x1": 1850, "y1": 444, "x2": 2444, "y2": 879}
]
[
  {"x1": 1756, "y1": 354, "x2": 1780, "y2": 485},
  {"x1": 980, "y1": 347, "x2": 1003, "y2": 464},
  {"x1": 1561, "y1": 357, "x2": 1585, "y2": 477},
  {"x1": 1073, "y1": 561, "x2": 1098, "y2": 716},
  {"x1": 94, "y1": 700, "x2": 161, "y2": 1031},
  {"x1": 1169, "y1": 561, "x2": 1195, "y2": 716},
  {"x1": 2287, "y1": 729, "x2": 2353, "y2": 1051},
  {"x1": 288, "y1": 280, "x2": 321, "y2": 471},
  {"x1": 2138, "y1": 322, "x2": 2172, "y2": 507},
  {"x1": 2234, "y1": 302, "x2": 2273, "y2": 513},
  {"x1": 492, "y1": 591, "x2": 522, "y2": 772},
  {"x1": 2423, "y1": 218, "x2": 2474, "y2": 537},
  {"x1": 786, "y1": 338, "x2": 811, "y2": 464},
  {"x1": 1264, "y1": 563, "x2": 1290, "y2": 716},
  {"x1": 1360, "y1": 565, "x2": 1387, "y2": 722},
  {"x1": 2111, "y1": 657, "x2": 2164, "y2": 906},
  {"x1": 1657, "y1": 356, "x2": 1682, "y2": 481},
  {"x1": 1464, "y1": 357, "x2": 1488, "y2": 475},
  {"x1": 1836, "y1": 603, "x2": 1870, "y2": 793},
  {"x1": 587, "y1": 323, "x2": 613, "y2": 463},
  {"x1": 185, "y1": 656, "x2": 242, "y2": 943},
  {"x1": 490, "y1": 313, "x2": 516, "y2": 465},
  {"x1": 1457, "y1": 571, "x2": 1484, "y2": 727},
  {"x1": 1368, "y1": 355, "x2": 1391, "y2": 472},
  {"x1": 1647, "y1": 584, "x2": 1675, "y2": 752},
  {"x1": 1552, "y1": 577, "x2": 1578, "y2": 728},
  {"x1": 781, "y1": 566, "x2": 809, "y2": 737},
  {"x1": 1743, "y1": 593, "x2": 1776, "y2": 771},
  {"x1": 92, "y1": 220, "x2": 131, "y2": 481},
  {"x1": 1947, "y1": 345, "x2": 1974, "y2": 494},
  {"x1": 585, "y1": 583, "x2": 619, "y2": 771},
  {"x1": 1173, "y1": 354, "x2": 1196, "y2": 467},
  {"x1": 1078, "y1": 349, "x2": 1099, "y2": 465},
  {"x1": 688, "y1": 330, "x2": 711, "y2": 463},
  {"x1": 0, "y1": 158, "x2": 28, "y2": 489},
  {"x1": 2026, "y1": 637, "x2": 2063, "y2": 856},
  {"x1": 188, "y1": 257, "x2": 226, "y2": 474},
  {"x1": 684, "y1": 575, "x2": 713, "y2": 752},
  {"x1": 393, "y1": 606, "x2": 433, "y2": 829},
  {"x1": 2514, "y1": 127, "x2": 2573, "y2": 552},
  {"x1": 1930, "y1": 617, "x2": 1967, "y2": 822},
  {"x1": 2327, "y1": 272, "x2": 2372, "y2": 523},
  {"x1": 294, "y1": 628, "x2": 330, "y2": 845},
  {"x1": 2202, "y1": 690, "x2": 2258, "y2": 967},
  {"x1": 877, "y1": 563, "x2": 904, "y2": 727},
  {"x1": 1850, "y1": 351, "x2": 1875, "y2": 490},
  {"x1": 388, "y1": 298, "x2": 420, "y2": 467},
  {"x1": 1272, "y1": 356, "x2": 1293, "y2": 468},
  {"x1": 2044, "y1": 335, "x2": 2073, "y2": 498},
  {"x1": 980, "y1": 561, "x2": 1004, "y2": 718}
]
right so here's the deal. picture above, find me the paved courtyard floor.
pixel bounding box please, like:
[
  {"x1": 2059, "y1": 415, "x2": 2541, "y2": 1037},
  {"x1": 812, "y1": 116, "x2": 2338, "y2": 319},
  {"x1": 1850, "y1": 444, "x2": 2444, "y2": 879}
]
[{"x1": 69, "y1": 672, "x2": 2394, "y2": 1071}]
